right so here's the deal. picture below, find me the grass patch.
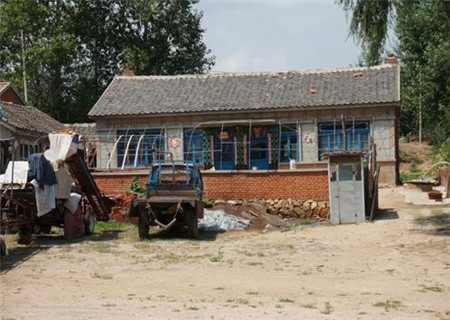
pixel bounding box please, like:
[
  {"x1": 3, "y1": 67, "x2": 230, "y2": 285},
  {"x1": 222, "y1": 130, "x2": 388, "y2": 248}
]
[
  {"x1": 236, "y1": 298, "x2": 249, "y2": 305},
  {"x1": 298, "y1": 219, "x2": 315, "y2": 225},
  {"x1": 414, "y1": 213, "x2": 450, "y2": 227},
  {"x1": 185, "y1": 306, "x2": 200, "y2": 311},
  {"x1": 300, "y1": 303, "x2": 316, "y2": 309},
  {"x1": 209, "y1": 249, "x2": 223, "y2": 262},
  {"x1": 95, "y1": 221, "x2": 130, "y2": 233},
  {"x1": 420, "y1": 285, "x2": 443, "y2": 292},
  {"x1": 90, "y1": 271, "x2": 113, "y2": 280},
  {"x1": 279, "y1": 298, "x2": 295, "y2": 303},
  {"x1": 246, "y1": 291, "x2": 259, "y2": 296},
  {"x1": 247, "y1": 261, "x2": 263, "y2": 266},
  {"x1": 320, "y1": 302, "x2": 333, "y2": 315},
  {"x1": 374, "y1": 300, "x2": 403, "y2": 311},
  {"x1": 400, "y1": 170, "x2": 422, "y2": 183},
  {"x1": 102, "y1": 303, "x2": 116, "y2": 307},
  {"x1": 90, "y1": 243, "x2": 111, "y2": 253}
]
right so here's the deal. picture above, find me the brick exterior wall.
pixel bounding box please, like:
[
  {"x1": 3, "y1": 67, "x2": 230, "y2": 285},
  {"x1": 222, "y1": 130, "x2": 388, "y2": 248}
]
[
  {"x1": 202, "y1": 171, "x2": 328, "y2": 200},
  {"x1": 93, "y1": 170, "x2": 329, "y2": 201},
  {"x1": 93, "y1": 172, "x2": 148, "y2": 195},
  {"x1": 1, "y1": 88, "x2": 24, "y2": 105}
]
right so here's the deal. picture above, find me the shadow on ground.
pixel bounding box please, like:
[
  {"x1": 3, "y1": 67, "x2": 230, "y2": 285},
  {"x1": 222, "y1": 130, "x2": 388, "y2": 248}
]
[
  {"x1": 413, "y1": 211, "x2": 450, "y2": 236},
  {"x1": 374, "y1": 208, "x2": 399, "y2": 221},
  {"x1": 0, "y1": 228, "x2": 127, "y2": 274},
  {"x1": 0, "y1": 244, "x2": 47, "y2": 274},
  {"x1": 147, "y1": 228, "x2": 223, "y2": 242}
]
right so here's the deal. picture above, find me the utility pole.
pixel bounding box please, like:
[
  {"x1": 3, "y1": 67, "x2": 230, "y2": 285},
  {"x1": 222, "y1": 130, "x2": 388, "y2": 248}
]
[
  {"x1": 20, "y1": 30, "x2": 28, "y2": 104},
  {"x1": 418, "y1": 93, "x2": 422, "y2": 143}
]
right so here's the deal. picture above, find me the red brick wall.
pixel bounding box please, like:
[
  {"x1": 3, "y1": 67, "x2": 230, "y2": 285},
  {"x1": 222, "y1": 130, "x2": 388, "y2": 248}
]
[
  {"x1": 93, "y1": 173, "x2": 147, "y2": 195},
  {"x1": 202, "y1": 171, "x2": 328, "y2": 200},
  {"x1": 1, "y1": 88, "x2": 24, "y2": 105},
  {"x1": 93, "y1": 170, "x2": 329, "y2": 201}
]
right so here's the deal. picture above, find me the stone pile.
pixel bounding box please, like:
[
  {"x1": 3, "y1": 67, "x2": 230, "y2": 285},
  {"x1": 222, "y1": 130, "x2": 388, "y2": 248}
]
[
  {"x1": 216, "y1": 198, "x2": 329, "y2": 221},
  {"x1": 265, "y1": 199, "x2": 329, "y2": 221}
]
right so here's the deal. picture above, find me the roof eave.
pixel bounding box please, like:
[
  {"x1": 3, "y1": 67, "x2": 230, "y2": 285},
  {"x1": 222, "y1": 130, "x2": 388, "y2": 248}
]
[{"x1": 89, "y1": 101, "x2": 400, "y2": 120}]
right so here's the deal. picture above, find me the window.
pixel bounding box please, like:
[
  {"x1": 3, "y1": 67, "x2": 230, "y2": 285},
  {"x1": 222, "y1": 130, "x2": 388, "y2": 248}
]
[
  {"x1": 19, "y1": 144, "x2": 35, "y2": 160},
  {"x1": 117, "y1": 128, "x2": 165, "y2": 168},
  {"x1": 280, "y1": 124, "x2": 298, "y2": 162},
  {"x1": 214, "y1": 127, "x2": 235, "y2": 170},
  {"x1": 183, "y1": 128, "x2": 203, "y2": 164},
  {"x1": 318, "y1": 120, "x2": 370, "y2": 157}
]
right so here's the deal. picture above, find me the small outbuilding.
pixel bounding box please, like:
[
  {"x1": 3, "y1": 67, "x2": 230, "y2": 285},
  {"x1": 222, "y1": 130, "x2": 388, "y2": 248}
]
[{"x1": 325, "y1": 152, "x2": 366, "y2": 224}]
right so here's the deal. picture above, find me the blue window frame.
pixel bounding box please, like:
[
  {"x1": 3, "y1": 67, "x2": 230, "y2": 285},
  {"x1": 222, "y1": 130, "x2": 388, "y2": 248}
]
[
  {"x1": 249, "y1": 138, "x2": 268, "y2": 170},
  {"x1": 183, "y1": 128, "x2": 203, "y2": 164},
  {"x1": 318, "y1": 120, "x2": 370, "y2": 157},
  {"x1": 280, "y1": 124, "x2": 298, "y2": 162},
  {"x1": 117, "y1": 128, "x2": 165, "y2": 168},
  {"x1": 214, "y1": 127, "x2": 235, "y2": 170}
]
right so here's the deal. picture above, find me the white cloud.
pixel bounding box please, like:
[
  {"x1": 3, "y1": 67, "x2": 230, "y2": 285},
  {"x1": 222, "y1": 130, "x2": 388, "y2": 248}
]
[
  {"x1": 197, "y1": 1, "x2": 361, "y2": 72},
  {"x1": 215, "y1": 47, "x2": 289, "y2": 72}
]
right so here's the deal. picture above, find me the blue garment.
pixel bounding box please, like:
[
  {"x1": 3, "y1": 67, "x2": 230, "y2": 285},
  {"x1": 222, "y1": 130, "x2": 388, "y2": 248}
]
[{"x1": 28, "y1": 154, "x2": 57, "y2": 189}]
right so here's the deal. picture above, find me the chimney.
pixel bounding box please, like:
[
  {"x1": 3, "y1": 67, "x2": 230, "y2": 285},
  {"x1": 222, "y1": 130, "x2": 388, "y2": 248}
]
[
  {"x1": 384, "y1": 53, "x2": 398, "y2": 65},
  {"x1": 122, "y1": 68, "x2": 135, "y2": 76}
]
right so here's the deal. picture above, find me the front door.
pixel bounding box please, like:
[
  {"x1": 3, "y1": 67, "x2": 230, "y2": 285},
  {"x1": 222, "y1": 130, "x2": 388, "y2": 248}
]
[{"x1": 329, "y1": 161, "x2": 364, "y2": 224}]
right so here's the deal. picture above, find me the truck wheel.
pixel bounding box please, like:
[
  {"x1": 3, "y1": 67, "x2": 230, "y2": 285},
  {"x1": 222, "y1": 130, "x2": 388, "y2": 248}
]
[
  {"x1": 84, "y1": 209, "x2": 95, "y2": 235},
  {"x1": 138, "y1": 210, "x2": 149, "y2": 240},
  {"x1": 186, "y1": 210, "x2": 198, "y2": 239}
]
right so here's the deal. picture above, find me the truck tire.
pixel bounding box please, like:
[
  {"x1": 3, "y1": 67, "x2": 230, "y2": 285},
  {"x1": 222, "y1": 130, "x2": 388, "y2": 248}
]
[
  {"x1": 83, "y1": 209, "x2": 95, "y2": 235},
  {"x1": 138, "y1": 210, "x2": 149, "y2": 240},
  {"x1": 186, "y1": 209, "x2": 198, "y2": 239}
]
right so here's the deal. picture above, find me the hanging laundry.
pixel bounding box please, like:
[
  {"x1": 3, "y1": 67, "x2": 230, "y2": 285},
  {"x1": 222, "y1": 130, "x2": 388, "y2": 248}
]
[{"x1": 28, "y1": 154, "x2": 57, "y2": 189}]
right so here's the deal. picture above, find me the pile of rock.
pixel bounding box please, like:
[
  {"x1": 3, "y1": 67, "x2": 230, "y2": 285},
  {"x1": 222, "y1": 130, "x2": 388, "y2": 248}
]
[
  {"x1": 214, "y1": 198, "x2": 329, "y2": 222},
  {"x1": 265, "y1": 199, "x2": 329, "y2": 221}
]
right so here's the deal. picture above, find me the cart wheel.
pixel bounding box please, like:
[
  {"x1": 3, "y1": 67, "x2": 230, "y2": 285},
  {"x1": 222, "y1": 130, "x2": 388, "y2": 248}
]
[
  {"x1": 186, "y1": 209, "x2": 198, "y2": 239},
  {"x1": 84, "y1": 210, "x2": 95, "y2": 235},
  {"x1": 138, "y1": 210, "x2": 149, "y2": 240}
]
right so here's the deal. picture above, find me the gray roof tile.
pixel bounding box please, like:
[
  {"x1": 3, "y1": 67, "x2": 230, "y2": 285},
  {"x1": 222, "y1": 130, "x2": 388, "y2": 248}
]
[
  {"x1": 89, "y1": 64, "x2": 399, "y2": 117},
  {"x1": 0, "y1": 102, "x2": 64, "y2": 133}
]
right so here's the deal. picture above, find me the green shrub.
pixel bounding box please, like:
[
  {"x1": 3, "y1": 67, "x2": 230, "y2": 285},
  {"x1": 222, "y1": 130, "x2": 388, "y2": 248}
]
[{"x1": 127, "y1": 176, "x2": 146, "y2": 198}]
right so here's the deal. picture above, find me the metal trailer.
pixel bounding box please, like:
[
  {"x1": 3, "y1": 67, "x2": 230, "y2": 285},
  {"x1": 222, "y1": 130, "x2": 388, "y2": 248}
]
[{"x1": 0, "y1": 148, "x2": 110, "y2": 244}]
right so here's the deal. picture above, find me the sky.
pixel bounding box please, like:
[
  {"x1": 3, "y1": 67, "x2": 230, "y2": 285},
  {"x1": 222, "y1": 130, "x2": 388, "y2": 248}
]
[{"x1": 195, "y1": 0, "x2": 362, "y2": 72}]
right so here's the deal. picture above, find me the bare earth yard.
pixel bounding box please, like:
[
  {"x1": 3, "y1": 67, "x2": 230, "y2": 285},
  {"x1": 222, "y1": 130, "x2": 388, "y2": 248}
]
[{"x1": 1, "y1": 188, "x2": 449, "y2": 320}]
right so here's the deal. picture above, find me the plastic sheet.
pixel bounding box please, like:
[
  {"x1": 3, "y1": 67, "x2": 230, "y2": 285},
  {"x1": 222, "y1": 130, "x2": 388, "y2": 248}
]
[{"x1": 198, "y1": 209, "x2": 250, "y2": 232}]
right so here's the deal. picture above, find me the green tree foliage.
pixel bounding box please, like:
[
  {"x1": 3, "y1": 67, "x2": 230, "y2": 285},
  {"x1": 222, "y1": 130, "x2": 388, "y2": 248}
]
[
  {"x1": 337, "y1": 0, "x2": 450, "y2": 143},
  {"x1": 336, "y1": 0, "x2": 395, "y2": 66},
  {"x1": 396, "y1": 0, "x2": 450, "y2": 142},
  {"x1": 0, "y1": 0, "x2": 214, "y2": 123}
]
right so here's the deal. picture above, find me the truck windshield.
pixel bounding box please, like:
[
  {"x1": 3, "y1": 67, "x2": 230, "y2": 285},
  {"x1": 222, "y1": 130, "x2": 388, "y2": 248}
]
[{"x1": 149, "y1": 165, "x2": 194, "y2": 185}]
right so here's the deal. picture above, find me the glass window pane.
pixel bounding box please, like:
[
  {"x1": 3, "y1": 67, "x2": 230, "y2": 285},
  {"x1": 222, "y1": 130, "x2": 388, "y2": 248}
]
[{"x1": 339, "y1": 164, "x2": 353, "y2": 181}]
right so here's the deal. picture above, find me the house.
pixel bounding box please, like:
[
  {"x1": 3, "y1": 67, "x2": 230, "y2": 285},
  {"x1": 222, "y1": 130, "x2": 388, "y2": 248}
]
[
  {"x1": 0, "y1": 82, "x2": 26, "y2": 105},
  {"x1": 88, "y1": 56, "x2": 400, "y2": 200},
  {"x1": 0, "y1": 101, "x2": 64, "y2": 172}
]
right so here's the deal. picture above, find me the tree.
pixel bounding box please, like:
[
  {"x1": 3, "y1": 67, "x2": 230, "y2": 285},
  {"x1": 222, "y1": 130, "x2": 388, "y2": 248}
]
[
  {"x1": 336, "y1": 0, "x2": 395, "y2": 66},
  {"x1": 337, "y1": 0, "x2": 450, "y2": 142},
  {"x1": 124, "y1": 0, "x2": 214, "y2": 75},
  {"x1": 396, "y1": 0, "x2": 450, "y2": 142},
  {"x1": 0, "y1": 0, "x2": 214, "y2": 123}
]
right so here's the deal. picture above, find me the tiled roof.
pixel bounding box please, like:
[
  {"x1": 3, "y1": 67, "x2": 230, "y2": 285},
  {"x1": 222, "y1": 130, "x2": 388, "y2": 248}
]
[
  {"x1": 64, "y1": 123, "x2": 97, "y2": 139},
  {"x1": 89, "y1": 63, "x2": 400, "y2": 118},
  {"x1": 0, "y1": 102, "x2": 64, "y2": 134},
  {"x1": 0, "y1": 82, "x2": 9, "y2": 93}
]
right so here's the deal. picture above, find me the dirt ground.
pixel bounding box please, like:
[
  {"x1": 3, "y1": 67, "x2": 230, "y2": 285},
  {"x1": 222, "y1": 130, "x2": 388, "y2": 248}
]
[{"x1": 1, "y1": 188, "x2": 449, "y2": 320}]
